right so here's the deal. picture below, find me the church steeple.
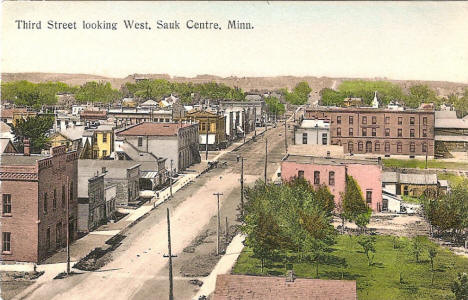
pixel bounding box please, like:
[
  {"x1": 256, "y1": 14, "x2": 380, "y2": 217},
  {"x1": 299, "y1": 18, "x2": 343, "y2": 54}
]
[{"x1": 372, "y1": 91, "x2": 379, "y2": 108}]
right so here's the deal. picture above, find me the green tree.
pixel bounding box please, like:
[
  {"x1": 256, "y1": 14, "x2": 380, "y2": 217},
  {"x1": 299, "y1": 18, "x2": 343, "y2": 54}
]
[
  {"x1": 265, "y1": 96, "x2": 285, "y2": 117},
  {"x1": 404, "y1": 84, "x2": 437, "y2": 108},
  {"x1": 283, "y1": 82, "x2": 312, "y2": 105},
  {"x1": 357, "y1": 235, "x2": 376, "y2": 266},
  {"x1": 355, "y1": 208, "x2": 372, "y2": 233},
  {"x1": 342, "y1": 175, "x2": 368, "y2": 223},
  {"x1": 411, "y1": 235, "x2": 427, "y2": 263},
  {"x1": 454, "y1": 89, "x2": 468, "y2": 118},
  {"x1": 12, "y1": 115, "x2": 54, "y2": 153},
  {"x1": 75, "y1": 81, "x2": 121, "y2": 103},
  {"x1": 428, "y1": 245, "x2": 438, "y2": 285},
  {"x1": 451, "y1": 272, "x2": 468, "y2": 300}
]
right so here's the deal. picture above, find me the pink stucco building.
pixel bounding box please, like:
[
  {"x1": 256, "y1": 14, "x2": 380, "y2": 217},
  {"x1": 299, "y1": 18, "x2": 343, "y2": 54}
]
[{"x1": 281, "y1": 155, "x2": 382, "y2": 212}]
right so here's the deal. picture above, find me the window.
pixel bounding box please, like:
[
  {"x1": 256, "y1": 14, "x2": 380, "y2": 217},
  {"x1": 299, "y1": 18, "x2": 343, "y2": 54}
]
[
  {"x1": 46, "y1": 227, "x2": 51, "y2": 250},
  {"x1": 410, "y1": 117, "x2": 415, "y2": 125},
  {"x1": 375, "y1": 142, "x2": 380, "y2": 152},
  {"x1": 56, "y1": 223, "x2": 62, "y2": 248},
  {"x1": 362, "y1": 128, "x2": 367, "y2": 137},
  {"x1": 398, "y1": 117, "x2": 402, "y2": 125},
  {"x1": 366, "y1": 191, "x2": 372, "y2": 204},
  {"x1": 410, "y1": 142, "x2": 415, "y2": 153},
  {"x1": 366, "y1": 141, "x2": 372, "y2": 153},
  {"x1": 398, "y1": 128, "x2": 402, "y2": 137},
  {"x1": 138, "y1": 137, "x2": 143, "y2": 147},
  {"x1": 298, "y1": 170, "x2": 304, "y2": 179},
  {"x1": 102, "y1": 150, "x2": 107, "y2": 157},
  {"x1": 385, "y1": 128, "x2": 390, "y2": 137},
  {"x1": 372, "y1": 116, "x2": 377, "y2": 124},
  {"x1": 322, "y1": 133, "x2": 328, "y2": 145},
  {"x1": 410, "y1": 129, "x2": 415, "y2": 138},
  {"x1": 372, "y1": 128, "x2": 376, "y2": 137},
  {"x1": 43, "y1": 192, "x2": 48, "y2": 214},
  {"x1": 337, "y1": 116, "x2": 341, "y2": 124},
  {"x1": 349, "y1": 128, "x2": 353, "y2": 136},
  {"x1": 314, "y1": 171, "x2": 320, "y2": 185},
  {"x1": 337, "y1": 128, "x2": 341, "y2": 137},
  {"x1": 165, "y1": 118, "x2": 170, "y2": 122},
  {"x1": 423, "y1": 117, "x2": 427, "y2": 125},
  {"x1": 348, "y1": 142, "x2": 354, "y2": 153},
  {"x1": 102, "y1": 134, "x2": 107, "y2": 143},
  {"x1": 397, "y1": 142, "x2": 402, "y2": 153},
  {"x1": 302, "y1": 133, "x2": 307, "y2": 144},
  {"x1": 385, "y1": 142, "x2": 390, "y2": 152},
  {"x1": 349, "y1": 116, "x2": 353, "y2": 124},
  {"x1": 362, "y1": 116, "x2": 367, "y2": 124},
  {"x1": 2, "y1": 232, "x2": 11, "y2": 252},
  {"x1": 422, "y1": 129, "x2": 427, "y2": 137},
  {"x1": 329, "y1": 171, "x2": 335, "y2": 186},
  {"x1": 69, "y1": 181, "x2": 73, "y2": 201},
  {"x1": 62, "y1": 185, "x2": 65, "y2": 207},
  {"x1": 358, "y1": 142, "x2": 363, "y2": 151},
  {"x1": 385, "y1": 117, "x2": 390, "y2": 125},
  {"x1": 53, "y1": 189, "x2": 57, "y2": 210},
  {"x1": 2, "y1": 194, "x2": 11, "y2": 215},
  {"x1": 422, "y1": 142, "x2": 427, "y2": 153}
]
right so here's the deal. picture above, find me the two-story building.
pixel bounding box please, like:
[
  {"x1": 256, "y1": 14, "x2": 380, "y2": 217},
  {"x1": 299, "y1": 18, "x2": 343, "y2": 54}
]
[
  {"x1": 0, "y1": 143, "x2": 78, "y2": 263},
  {"x1": 294, "y1": 119, "x2": 331, "y2": 145}
]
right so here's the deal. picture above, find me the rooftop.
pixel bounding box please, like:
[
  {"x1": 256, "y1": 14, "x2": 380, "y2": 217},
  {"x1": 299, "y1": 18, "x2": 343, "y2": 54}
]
[
  {"x1": 116, "y1": 122, "x2": 193, "y2": 137},
  {"x1": 0, "y1": 153, "x2": 48, "y2": 166},
  {"x1": 382, "y1": 171, "x2": 438, "y2": 185},
  {"x1": 306, "y1": 106, "x2": 434, "y2": 114},
  {"x1": 283, "y1": 154, "x2": 380, "y2": 166},
  {"x1": 213, "y1": 274, "x2": 356, "y2": 300}
]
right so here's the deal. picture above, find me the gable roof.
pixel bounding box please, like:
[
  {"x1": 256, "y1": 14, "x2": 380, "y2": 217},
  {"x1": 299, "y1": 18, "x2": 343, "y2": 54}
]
[
  {"x1": 116, "y1": 122, "x2": 193, "y2": 137},
  {"x1": 213, "y1": 274, "x2": 356, "y2": 300}
]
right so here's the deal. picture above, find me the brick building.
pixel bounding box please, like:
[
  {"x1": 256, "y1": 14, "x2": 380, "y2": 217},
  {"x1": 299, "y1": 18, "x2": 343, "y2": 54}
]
[
  {"x1": 0, "y1": 144, "x2": 78, "y2": 263},
  {"x1": 281, "y1": 154, "x2": 383, "y2": 212},
  {"x1": 304, "y1": 107, "x2": 435, "y2": 158}
]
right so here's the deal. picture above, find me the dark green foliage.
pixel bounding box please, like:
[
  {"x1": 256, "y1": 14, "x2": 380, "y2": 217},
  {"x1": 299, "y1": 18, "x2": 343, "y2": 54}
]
[
  {"x1": 282, "y1": 82, "x2": 312, "y2": 105},
  {"x1": 12, "y1": 115, "x2": 54, "y2": 153},
  {"x1": 342, "y1": 175, "x2": 368, "y2": 222},
  {"x1": 451, "y1": 272, "x2": 468, "y2": 300},
  {"x1": 1, "y1": 81, "x2": 75, "y2": 108},
  {"x1": 265, "y1": 96, "x2": 285, "y2": 116},
  {"x1": 453, "y1": 88, "x2": 468, "y2": 118},
  {"x1": 75, "y1": 81, "x2": 121, "y2": 103},
  {"x1": 404, "y1": 84, "x2": 438, "y2": 108},
  {"x1": 357, "y1": 235, "x2": 376, "y2": 266},
  {"x1": 124, "y1": 79, "x2": 245, "y2": 104}
]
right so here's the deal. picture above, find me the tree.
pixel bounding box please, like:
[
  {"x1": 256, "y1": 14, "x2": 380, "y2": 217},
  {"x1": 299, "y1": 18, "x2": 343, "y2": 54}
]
[
  {"x1": 355, "y1": 208, "x2": 372, "y2": 234},
  {"x1": 283, "y1": 82, "x2": 312, "y2": 105},
  {"x1": 411, "y1": 235, "x2": 427, "y2": 263},
  {"x1": 428, "y1": 245, "x2": 438, "y2": 285},
  {"x1": 454, "y1": 89, "x2": 468, "y2": 118},
  {"x1": 451, "y1": 272, "x2": 468, "y2": 300},
  {"x1": 342, "y1": 175, "x2": 368, "y2": 223},
  {"x1": 12, "y1": 115, "x2": 54, "y2": 153},
  {"x1": 404, "y1": 84, "x2": 437, "y2": 108},
  {"x1": 265, "y1": 96, "x2": 285, "y2": 117},
  {"x1": 0, "y1": 81, "x2": 70, "y2": 108},
  {"x1": 357, "y1": 235, "x2": 376, "y2": 266},
  {"x1": 75, "y1": 81, "x2": 121, "y2": 103}
]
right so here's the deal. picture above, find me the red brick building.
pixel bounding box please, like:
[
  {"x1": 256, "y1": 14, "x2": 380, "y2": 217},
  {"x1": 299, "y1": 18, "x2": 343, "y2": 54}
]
[
  {"x1": 0, "y1": 144, "x2": 78, "y2": 263},
  {"x1": 305, "y1": 107, "x2": 435, "y2": 157}
]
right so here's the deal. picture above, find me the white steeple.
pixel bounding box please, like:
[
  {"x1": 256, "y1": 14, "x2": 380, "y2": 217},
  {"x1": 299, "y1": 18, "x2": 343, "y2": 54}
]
[{"x1": 372, "y1": 91, "x2": 379, "y2": 108}]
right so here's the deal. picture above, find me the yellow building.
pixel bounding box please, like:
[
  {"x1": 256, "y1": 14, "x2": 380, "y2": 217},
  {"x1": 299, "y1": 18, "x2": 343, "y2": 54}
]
[
  {"x1": 49, "y1": 127, "x2": 84, "y2": 152},
  {"x1": 174, "y1": 110, "x2": 227, "y2": 150},
  {"x1": 80, "y1": 125, "x2": 114, "y2": 159}
]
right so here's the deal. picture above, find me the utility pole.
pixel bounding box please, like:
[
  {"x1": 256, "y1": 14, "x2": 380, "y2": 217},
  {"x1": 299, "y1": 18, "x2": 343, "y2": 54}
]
[
  {"x1": 163, "y1": 208, "x2": 177, "y2": 300},
  {"x1": 205, "y1": 117, "x2": 209, "y2": 161},
  {"x1": 66, "y1": 176, "x2": 70, "y2": 275},
  {"x1": 284, "y1": 118, "x2": 288, "y2": 153},
  {"x1": 225, "y1": 217, "x2": 228, "y2": 252},
  {"x1": 169, "y1": 159, "x2": 173, "y2": 198},
  {"x1": 264, "y1": 138, "x2": 268, "y2": 183},
  {"x1": 240, "y1": 157, "x2": 244, "y2": 217},
  {"x1": 213, "y1": 192, "x2": 223, "y2": 255}
]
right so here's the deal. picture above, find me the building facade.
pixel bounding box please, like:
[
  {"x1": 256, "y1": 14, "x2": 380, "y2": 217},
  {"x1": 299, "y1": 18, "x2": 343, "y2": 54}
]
[
  {"x1": 0, "y1": 145, "x2": 78, "y2": 263},
  {"x1": 108, "y1": 107, "x2": 173, "y2": 128},
  {"x1": 77, "y1": 173, "x2": 106, "y2": 233},
  {"x1": 281, "y1": 155, "x2": 383, "y2": 212},
  {"x1": 116, "y1": 122, "x2": 200, "y2": 172},
  {"x1": 294, "y1": 119, "x2": 331, "y2": 145},
  {"x1": 305, "y1": 107, "x2": 435, "y2": 158}
]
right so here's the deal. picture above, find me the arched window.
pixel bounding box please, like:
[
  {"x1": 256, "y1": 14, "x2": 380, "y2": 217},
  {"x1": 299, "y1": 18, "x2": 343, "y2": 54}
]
[{"x1": 329, "y1": 171, "x2": 335, "y2": 186}]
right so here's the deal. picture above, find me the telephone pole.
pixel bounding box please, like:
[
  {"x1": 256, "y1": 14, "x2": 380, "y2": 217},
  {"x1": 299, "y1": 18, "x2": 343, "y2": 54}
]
[
  {"x1": 284, "y1": 118, "x2": 288, "y2": 153},
  {"x1": 264, "y1": 138, "x2": 268, "y2": 183},
  {"x1": 213, "y1": 192, "x2": 223, "y2": 255},
  {"x1": 66, "y1": 176, "x2": 70, "y2": 275},
  {"x1": 205, "y1": 117, "x2": 209, "y2": 161},
  {"x1": 240, "y1": 157, "x2": 244, "y2": 217},
  {"x1": 163, "y1": 208, "x2": 177, "y2": 300},
  {"x1": 169, "y1": 159, "x2": 173, "y2": 198},
  {"x1": 225, "y1": 217, "x2": 229, "y2": 252}
]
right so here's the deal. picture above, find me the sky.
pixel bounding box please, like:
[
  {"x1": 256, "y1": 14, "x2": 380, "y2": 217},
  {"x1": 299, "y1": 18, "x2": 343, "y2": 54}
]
[{"x1": 2, "y1": 2, "x2": 468, "y2": 83}]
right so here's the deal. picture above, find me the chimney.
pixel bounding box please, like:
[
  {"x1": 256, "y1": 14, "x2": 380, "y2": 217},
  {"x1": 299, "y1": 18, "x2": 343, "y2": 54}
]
[
  {"x1": 24, "y1": 138, "x2": 31, "y2": 156},
  {"x1": 286, "y1": 270, "x2": 295, "y2": 282}
]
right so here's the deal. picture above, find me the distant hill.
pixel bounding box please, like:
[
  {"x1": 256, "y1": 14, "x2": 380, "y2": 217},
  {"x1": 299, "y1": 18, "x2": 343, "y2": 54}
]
[{"x1": 3, "y1": 72, "x2": 467, "y2": 103}]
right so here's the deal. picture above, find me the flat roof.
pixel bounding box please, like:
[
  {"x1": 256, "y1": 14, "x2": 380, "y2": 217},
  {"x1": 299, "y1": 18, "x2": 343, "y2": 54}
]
[
  {"x1": 0, "y1": 154, "x2": 48, "y2": 166},
  {"x1": 306, "y1": 106, "x2": 434, "y2": 114},
  {"x1": 283, "y1": 154, "x2": 380, "y2": 166}
]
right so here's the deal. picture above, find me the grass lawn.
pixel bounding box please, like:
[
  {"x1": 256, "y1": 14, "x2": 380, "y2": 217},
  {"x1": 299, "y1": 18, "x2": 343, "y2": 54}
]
[
  {"x1": 233, "y1": 235, "x2": 468, "y2": 300},
  {"x1": 437, "y1": 173, "x2": 467, "y2": 186},
  {"x1": 383, "y1": 159, "x2": 468, "y2": 170},
  {"x1": 401, "y1": 195, "x2": 422, "y2": 204}
]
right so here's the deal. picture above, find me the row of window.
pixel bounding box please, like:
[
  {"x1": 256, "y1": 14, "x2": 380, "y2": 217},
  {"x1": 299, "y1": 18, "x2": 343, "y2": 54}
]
[
  {"x1": 302, "y1": 133, "x2": 328, "y2": 145},
  {"x1": 336, "y1": 115, "x2": 428, "y2": 126},
  {"x1": 347, "y1": 141, "x2": 427, "y2": 153},
  {"x1": 337, "y1": 127, "x2": 428, "y2": 138}
]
